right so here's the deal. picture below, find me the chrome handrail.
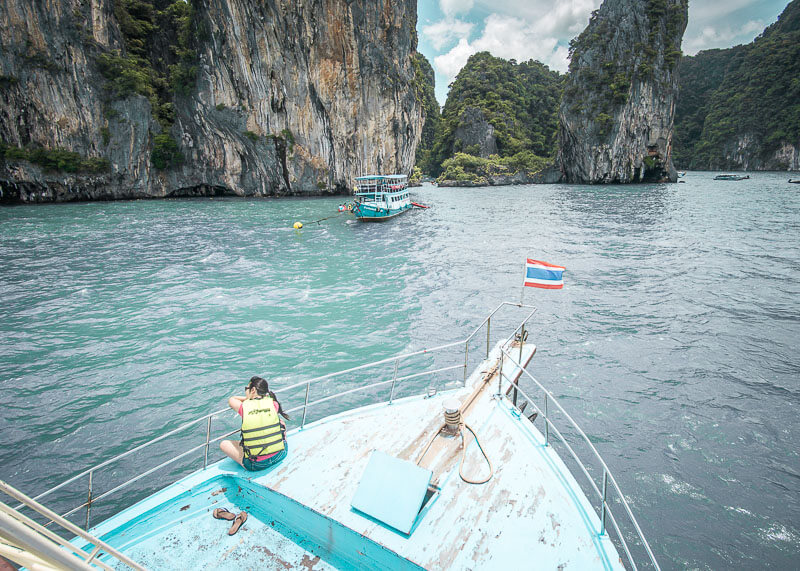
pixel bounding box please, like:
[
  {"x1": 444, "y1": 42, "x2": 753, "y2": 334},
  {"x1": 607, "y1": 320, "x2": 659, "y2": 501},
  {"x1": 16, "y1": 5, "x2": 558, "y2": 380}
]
[
  {"x1": 22, "y1": 302, "x2": 531, "y2": 516},
  {"x1": 12, "y1": 301, "x2": 655, "y2": 569},
  {"x1": 0, "y1": 480, "x2": 144, "y2": 570},
  {"x1": 499, "y1": 348, "x2": 659, "y2": 571}
]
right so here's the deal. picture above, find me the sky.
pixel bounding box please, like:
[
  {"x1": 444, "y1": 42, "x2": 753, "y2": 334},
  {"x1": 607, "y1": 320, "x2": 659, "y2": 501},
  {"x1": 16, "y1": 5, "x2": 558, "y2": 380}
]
[{"x1": 417, "y1": 0, "x2": 791, "y2": 105}]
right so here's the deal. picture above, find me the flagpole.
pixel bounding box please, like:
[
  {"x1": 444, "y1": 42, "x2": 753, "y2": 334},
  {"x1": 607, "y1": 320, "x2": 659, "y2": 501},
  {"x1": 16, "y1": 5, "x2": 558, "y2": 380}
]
[{"x1": 521, "y1": 259, "x2": 526, "y2": 305}]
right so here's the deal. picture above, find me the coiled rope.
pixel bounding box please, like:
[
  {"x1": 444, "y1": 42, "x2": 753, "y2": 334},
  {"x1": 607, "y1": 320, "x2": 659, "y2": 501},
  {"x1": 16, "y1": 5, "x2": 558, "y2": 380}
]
[{"x1": 417, "y1": 407, "x2": 494, "y2": 485}]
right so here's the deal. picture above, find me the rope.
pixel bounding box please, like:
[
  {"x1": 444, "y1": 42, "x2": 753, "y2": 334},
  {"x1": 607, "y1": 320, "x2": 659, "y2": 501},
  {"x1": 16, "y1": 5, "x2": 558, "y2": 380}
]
[
  {"x1": 444, "y1": 409, "x2": 461, "y2": 431},
  {"x1": 459, "y1": 423, "x2": 493, "y2": 485},
  {"x1": 415, "y1": 407, "x2": 494, "y2": 485},
  {"x1": 304, "y1": 205, "x2": 354, "y2": 226}
]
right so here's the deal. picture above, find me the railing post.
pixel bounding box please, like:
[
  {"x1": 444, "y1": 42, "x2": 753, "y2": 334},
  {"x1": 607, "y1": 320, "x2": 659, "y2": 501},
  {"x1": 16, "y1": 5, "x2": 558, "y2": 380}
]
[
  {"x1": 85, "y1": 471, "x2": 93, "y2": 531},
  {"x1": 514, "y1": 323, "x2": 524, "y2": 406},
  {"x1": 389, "y1": 360, "x2": 399, "y2": 404},
  {"x1": 544, "y1": 394, "x2": 549, "y2": 446},
  {"x1": 486, "y1": 317, "x2": 491, "y2": 359},
  {"x1": 498, "y1": 351, "x2": 504, "y2": 395},
  {"x1": 301, "y1": 381, "x2": 310, "y2": 428},
  {"x1": 463, "y1": 341, "x2": 469, "y2": 386},
  {"x1": 203, "y1": 416, "x2": 212, "y2": 469},
  {"x1": 600, "y1": 470, "x2": 608, "y2": 536}
]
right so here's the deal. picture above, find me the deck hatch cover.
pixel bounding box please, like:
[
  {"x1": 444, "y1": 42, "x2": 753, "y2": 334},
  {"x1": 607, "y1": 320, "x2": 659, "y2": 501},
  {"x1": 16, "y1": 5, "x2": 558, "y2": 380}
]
[{"x1": 350, "y1": 450, "x2": 432, "y2": 535}]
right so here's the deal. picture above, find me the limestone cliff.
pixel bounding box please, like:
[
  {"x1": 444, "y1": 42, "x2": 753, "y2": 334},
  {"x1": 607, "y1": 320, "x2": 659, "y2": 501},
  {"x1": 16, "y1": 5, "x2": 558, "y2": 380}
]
[
  {"x1": 0, "y1": 0, "x2": 423, "y2": 202},
  {"x1": 558, "y1": 0, "x2": 688, "y2": 183},
  {"x1": 673, "y1": 0, "x2": 800, "y2": 171}
]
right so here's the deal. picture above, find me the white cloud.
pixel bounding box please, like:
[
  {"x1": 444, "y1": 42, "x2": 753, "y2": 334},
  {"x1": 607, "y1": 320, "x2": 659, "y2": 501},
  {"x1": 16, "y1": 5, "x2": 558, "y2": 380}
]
[
  {"x1": 422, "y1": 18, "x2": 475, "y2": 51},
  {"x1": 474, "y1": 0, "x2": 600, "y2": 36},
  {"x1": 434, "y1": 38, "x2": 477, "y2": 82},
  {"x1": 474, "y1": 14, "x2": 559, "y2": 62},
  {"x1": 432, "y1": 13, "x2": 573, "y2": 84},
  {"x1": 440, "y1": 0, "x2": 474, "y2": 17},
  {"x1": 683, "y1": 19, "x2": 764, "y2": 54}
]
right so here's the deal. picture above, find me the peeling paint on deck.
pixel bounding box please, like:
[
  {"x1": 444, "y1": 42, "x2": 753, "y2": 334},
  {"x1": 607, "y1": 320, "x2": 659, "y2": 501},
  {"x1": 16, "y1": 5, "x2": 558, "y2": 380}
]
[{"x1": 84, "y1": 340, "x2": 622, "y2": 570}]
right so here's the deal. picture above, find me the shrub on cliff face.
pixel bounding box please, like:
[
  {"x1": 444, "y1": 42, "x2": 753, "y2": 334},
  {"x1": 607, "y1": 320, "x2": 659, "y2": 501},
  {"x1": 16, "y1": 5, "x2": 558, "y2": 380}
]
[
  {"x1": 411, "y1": 53, "x2": 440, "y2": 175},
  {"x1": 1, "y1": 143, "x2": 110, "y2": 173},
  {"x1": 97, "y1": 53, "x2": 155, "y2": 99},
  {"x1": 151, "y1": 134, "x2": 183, "y2": 169},
  {"x1": 100, "y1": 0, "x2": 200, "y2": 169}
]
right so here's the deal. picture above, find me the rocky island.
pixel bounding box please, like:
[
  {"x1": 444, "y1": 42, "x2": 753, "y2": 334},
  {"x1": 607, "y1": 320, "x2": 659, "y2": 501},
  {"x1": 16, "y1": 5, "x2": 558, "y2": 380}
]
[
  {"x1": 419, "y1": 0, "x2": 690, "y2": 186},
  {"x1": 557, "y1": 0, "x2": 688, "y2": 183},
  {"x1": 0, "y1": 0, "x2": 422, "y2": 202}
]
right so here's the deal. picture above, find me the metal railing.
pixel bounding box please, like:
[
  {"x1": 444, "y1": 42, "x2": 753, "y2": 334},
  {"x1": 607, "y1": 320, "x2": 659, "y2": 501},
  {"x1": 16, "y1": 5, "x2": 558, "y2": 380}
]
[
  {"x1": 20, "y1": 302, "x2": 529, "y2": 526},
  {"x1": 0, "y1": 479, "x2": 143, "y2": 570},
  {"x1": 498, "y1": 348, "x2": 659, "y2": 571},
  {"x1": 12, "y1": 301, "x2": 656, "y2": 570}
]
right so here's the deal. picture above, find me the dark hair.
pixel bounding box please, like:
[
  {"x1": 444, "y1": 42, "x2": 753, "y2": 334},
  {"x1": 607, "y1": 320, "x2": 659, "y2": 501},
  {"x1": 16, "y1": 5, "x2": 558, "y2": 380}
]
[{"x1": 248, "y1": 376, "x2": 290, "y2": 420}]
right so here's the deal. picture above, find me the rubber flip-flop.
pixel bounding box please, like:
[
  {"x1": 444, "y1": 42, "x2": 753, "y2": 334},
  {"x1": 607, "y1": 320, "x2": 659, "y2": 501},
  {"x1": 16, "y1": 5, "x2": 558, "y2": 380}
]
[
  {"x1": 212, "y1": 508, "x2": 236, "y2": 521},
  {"x1": 227, "y1": 511, "x2": 248, "y2": 535}
]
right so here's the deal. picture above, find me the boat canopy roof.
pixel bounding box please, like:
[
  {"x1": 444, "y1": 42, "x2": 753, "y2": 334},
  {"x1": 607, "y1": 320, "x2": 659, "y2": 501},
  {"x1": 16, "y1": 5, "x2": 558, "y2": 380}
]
[{"x1": 355, "y1": 174, "x2": 407, "y2": 181}]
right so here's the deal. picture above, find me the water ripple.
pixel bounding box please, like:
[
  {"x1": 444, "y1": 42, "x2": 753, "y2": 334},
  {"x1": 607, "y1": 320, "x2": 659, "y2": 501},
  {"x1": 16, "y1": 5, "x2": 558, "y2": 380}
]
[{"x1": 1, "y1": 175, "x2": 799, "y2": 567}]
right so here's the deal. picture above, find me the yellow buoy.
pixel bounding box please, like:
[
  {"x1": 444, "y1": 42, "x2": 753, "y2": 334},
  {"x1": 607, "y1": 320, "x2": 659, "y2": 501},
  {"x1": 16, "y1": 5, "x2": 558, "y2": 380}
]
[{"x1": 293, "y1": 221, "x2": 303, "y2": 229}]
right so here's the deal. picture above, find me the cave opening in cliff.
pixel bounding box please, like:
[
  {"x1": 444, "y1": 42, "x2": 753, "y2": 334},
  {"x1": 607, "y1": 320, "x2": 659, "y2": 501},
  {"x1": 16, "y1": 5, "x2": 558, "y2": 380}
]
[{"x1": 168, "y1": 185, "x2": 235, "y2": 198}]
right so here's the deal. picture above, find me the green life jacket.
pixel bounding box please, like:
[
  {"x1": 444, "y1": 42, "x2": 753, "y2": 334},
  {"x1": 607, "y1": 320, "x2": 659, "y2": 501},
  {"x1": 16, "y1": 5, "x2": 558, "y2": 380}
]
[{"x1": 240, "y1": 396, "x2": 285, "y2": 458}]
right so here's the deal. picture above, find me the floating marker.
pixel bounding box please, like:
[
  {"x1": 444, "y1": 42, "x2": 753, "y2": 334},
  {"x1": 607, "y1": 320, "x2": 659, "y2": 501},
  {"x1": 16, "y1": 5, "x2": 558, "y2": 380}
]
[{"x1": 293, "y1": 222, "x2": 303, "y2": 229}]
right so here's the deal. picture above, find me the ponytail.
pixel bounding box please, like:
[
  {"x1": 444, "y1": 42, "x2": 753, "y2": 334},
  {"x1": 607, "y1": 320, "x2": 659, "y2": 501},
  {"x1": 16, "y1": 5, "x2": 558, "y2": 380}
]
[
  {"x1": 249, "y1": 376, "x2": 290, "y2": 420},
  {"x1": 269, "y1": 389, "x2": 291, "y2": 420}
]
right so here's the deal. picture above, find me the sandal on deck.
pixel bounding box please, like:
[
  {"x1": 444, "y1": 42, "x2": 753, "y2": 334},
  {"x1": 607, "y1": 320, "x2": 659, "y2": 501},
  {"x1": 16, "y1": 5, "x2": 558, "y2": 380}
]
[
  {"x1": 212, "y1": 508, "x2": 236, "y2": 521},
  {"x1": 228, "y1": 511, "x2": 248, "y2": 535}
]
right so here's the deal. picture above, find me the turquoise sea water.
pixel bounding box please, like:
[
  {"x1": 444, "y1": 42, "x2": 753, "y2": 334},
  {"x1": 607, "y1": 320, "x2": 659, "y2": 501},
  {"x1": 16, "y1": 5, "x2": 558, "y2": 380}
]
[{"x1": 1, "y1": 173, "x2": 798, "y2": 568}]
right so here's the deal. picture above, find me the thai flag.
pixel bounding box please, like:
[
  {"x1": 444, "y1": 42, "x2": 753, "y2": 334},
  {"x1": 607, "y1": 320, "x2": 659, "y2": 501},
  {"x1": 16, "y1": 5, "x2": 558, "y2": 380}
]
[{"x1": 524, "y1": 259, "x2": 565, "y2": 289}]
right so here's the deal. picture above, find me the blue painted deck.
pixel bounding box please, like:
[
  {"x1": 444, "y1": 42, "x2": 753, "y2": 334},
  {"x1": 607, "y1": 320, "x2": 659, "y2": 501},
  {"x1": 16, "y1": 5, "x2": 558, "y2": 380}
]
[{"x1": 77, "y1": 340, "x2": 623, "y2": 570}]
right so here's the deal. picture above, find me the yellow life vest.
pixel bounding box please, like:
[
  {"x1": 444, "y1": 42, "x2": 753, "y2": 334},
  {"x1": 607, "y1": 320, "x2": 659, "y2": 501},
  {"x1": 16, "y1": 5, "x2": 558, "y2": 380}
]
[{"x1": 240, "y1": 397, "x2": 285, "y2": 458}]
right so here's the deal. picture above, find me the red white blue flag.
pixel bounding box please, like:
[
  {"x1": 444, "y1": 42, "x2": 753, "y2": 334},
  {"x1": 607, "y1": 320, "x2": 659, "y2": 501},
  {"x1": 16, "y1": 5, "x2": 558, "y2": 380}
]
[{"x1": 524, "y1": 259, "x2": 565, "y2": 289}]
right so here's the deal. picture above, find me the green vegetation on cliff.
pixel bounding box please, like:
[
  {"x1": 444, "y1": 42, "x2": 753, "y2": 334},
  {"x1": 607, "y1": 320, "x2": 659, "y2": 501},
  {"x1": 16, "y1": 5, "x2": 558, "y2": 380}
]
[
  {"x1": 672, "y1": 47, "x2": 743, "y2": 167},
  {"x1": 566, "y1": 0, "x2": 688, "y2": 123},
  {"x1": 674, "y1": 0, "x2": 800, "y2": 169},
  {"x1": 1, "y1": 142, "x2": 111, "y2": 173},
  {"x1": 429, "y1": 52, "x2": 563, "y2": 177},
  {"x1": 438, "y1": 151, "x2": 549, "y2": 185},
  {"x1": 412, "y1": 53, "x2": 441, "y2": 175},
  {"x1": 97, "y1": 0, "x2": 201, "y2": 168}
]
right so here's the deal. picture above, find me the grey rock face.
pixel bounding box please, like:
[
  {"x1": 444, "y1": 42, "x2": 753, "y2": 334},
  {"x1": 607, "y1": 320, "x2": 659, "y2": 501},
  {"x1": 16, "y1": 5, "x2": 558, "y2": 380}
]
[
  {"x1": 715, "y1": 135, "x2": 800, "y2": 171},
  {"x1": 453, "y1": 107, "x2": 497, "y2": 158},
  {"x1": 0, "y1": 0, "x2": 423, "y2": 202},
  {"x1": 558, "y1": 0, "x2": 688, "y2": 183}
]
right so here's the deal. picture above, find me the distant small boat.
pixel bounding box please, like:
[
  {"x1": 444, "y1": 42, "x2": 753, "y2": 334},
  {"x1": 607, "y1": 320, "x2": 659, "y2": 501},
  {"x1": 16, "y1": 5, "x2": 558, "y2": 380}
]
[
  {"x1": 789, "y1": 179, "x2": 800, "y2": 184},
  {"x1": 714, "y1": 174, "x2": 750, "y2": 181},
  {"x1": 678, "y1": 171, "x2": 686, "y2": 177}
]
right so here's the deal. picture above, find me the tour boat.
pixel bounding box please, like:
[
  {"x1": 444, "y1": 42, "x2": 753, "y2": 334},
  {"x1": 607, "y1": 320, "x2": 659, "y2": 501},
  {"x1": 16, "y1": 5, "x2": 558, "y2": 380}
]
[
  {"x1": 352, "y1": 174, "x2": 412, "y2": 221},
  {"x1": 0, "y1": 303, "x2": 659, "y2": 570},
  {"x1": 713, "y1": 174, "x2": 750, "y2": 181}
]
